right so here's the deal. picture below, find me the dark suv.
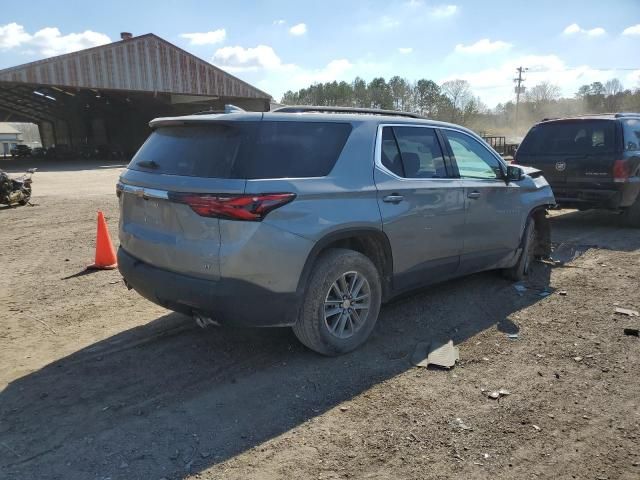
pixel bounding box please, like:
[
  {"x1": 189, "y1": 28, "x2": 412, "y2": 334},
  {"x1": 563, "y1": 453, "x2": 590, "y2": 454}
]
[{"x1": 515, "y1": 113, "x2": 640, "y2": 225}]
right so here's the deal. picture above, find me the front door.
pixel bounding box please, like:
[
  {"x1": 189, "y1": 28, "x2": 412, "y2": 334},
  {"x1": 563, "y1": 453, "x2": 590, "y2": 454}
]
[
  {"x1": 374, "y1": 125, "x2": 465, "y2": 291},
  {"x1": 441, "y1": 129, "x2": 523, "y2": 274}
]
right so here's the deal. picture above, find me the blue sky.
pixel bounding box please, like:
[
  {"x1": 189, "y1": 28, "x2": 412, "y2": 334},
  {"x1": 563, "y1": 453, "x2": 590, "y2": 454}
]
[{"x1": 1, "y1": 0, "x2": 639, "y2": 106}]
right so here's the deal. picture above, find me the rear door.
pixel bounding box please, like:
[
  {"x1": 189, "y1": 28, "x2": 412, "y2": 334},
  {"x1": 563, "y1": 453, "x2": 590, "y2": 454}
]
[
  {"x1": 118, "y1": 123, "x2": 252, "y2": 280},
  {"x1": 441, "y1": 129, "x2": 522, "y2": 274},
  {"x1": 374, "y1": 124, "x2": 465, "y2": 291}
]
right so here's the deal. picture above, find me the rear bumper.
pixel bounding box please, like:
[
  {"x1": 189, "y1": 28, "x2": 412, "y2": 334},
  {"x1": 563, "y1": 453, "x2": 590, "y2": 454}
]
[
  {"x1": 552, "y1": 179, "x2": 640, "y2": 209},
  {"x1": 118, "y1": 248, "x2": 302, "y2": 327}
]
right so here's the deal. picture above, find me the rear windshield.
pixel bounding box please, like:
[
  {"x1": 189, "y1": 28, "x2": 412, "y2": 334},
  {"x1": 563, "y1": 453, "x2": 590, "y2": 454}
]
[
  {"x1": 518, "y1": 120, "x2": 617, "y2": 155},
  {"x1": 622, "y1": 118, "x2": 640, "y2": 151},
  {"x1": 129, "y1": 121, "x2": 352, "y2": 179}
]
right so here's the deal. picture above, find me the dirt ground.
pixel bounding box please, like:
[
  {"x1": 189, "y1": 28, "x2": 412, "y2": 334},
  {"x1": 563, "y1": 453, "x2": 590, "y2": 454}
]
[{"x1": 1, "y1": 160, "x2": 639, "y2": 480}]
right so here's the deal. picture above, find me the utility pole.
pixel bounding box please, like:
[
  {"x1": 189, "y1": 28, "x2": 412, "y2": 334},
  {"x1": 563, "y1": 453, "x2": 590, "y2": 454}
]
[{"x1": 514, "y1": 66, "x2": 528, "y2": 132}]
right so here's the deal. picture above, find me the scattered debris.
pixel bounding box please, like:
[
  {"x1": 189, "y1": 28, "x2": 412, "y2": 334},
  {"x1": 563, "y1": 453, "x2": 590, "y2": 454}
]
[
  {"x1": 558, "y1": 290, "x2": 568, "y2": 296},
  {"x1": 27, "y1": 316, "x2": 57, "y2": 335},
  {"x1": 453, "y1": 418, "x2": 472, "y2": 431},
  {"x1": 482, "y1": 388, "x2": 511, "y2": 400},
  {"x1": 513, "y1": 283, "x2": 527, "y2": 295},
  {"x1": 532, "y1": 425, "x2": 541, "y2": 431},
  {"x1": 506, "y1": 333, "x2": 519, "y2": 340},
  {"x1": 614, "y1": 307, "x2": 639, "y2": 317},
  {"x1": 339, "y1": 406, "x2": 349, "y2": 412},
  {"x1": 573, "y1": 356, "x2": 583, "y2": 362},
  {"x1": 411, "y1": 340, "x2": 459, "y2": 369},
  {"x1": 623, "y1": 328, "x2": 639, "y2": 337}
]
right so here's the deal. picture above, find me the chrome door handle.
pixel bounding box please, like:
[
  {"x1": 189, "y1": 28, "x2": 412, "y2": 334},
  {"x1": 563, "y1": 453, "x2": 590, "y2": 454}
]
[
  {"x1": 467, "y1": 191, "x2": 481, "y2": 199},
  {"x1": 383, "y1": 194, "x2": 404, "y2": 204}
]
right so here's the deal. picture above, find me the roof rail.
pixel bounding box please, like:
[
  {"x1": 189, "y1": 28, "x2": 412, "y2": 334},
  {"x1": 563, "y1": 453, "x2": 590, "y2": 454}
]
[
  {"x1": 615, "y1": 112, "x2": 640, "y2": 118},
  {"x1": 273, "y1": 105, "x2": 426, "y2": 119}
]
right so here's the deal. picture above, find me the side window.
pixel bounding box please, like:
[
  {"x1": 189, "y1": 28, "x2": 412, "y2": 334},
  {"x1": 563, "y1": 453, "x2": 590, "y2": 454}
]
[
  {"x1": 379, "y1": 126, "x2": 448, "y2": 178},
  {"x1": 622, "y1": 119, "x2": 640, "y2": 151},
  {"x1": 445, "y1": 130, "x2": 503, "y2": 180},
  {"x1": 393, "y1": 127, "x2": 447, "y2": 178},
  {"x1": 380, "y1": 127, "x2": 404, "y2": 177}
]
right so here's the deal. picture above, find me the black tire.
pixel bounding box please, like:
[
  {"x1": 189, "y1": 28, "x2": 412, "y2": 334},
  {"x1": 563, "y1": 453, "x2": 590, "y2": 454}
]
[
  {"x1": 293, "y1": 248, "x2": 382, "y2": 356},
  {"x1": 621, "y1": 195, "x2": 640, "y2": 227},
  {"x1": 503, "y1": 217, "x2": 536, "y2": 281}
]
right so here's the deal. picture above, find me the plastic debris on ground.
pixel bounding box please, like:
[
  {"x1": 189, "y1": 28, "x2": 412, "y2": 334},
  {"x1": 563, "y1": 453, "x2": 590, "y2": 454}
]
[
  {"x1": 614, "y1": 307, "x2": 639, "y2": 317},
  {"x1": 411, "y1": 340, "x2": 459, "y2": 369},
  {"x1": 513, "y1": 283, "x2": 527, "y2": 294},
  {"x1": 481, "y1": 387, "x2": 511, "y2": 400}
]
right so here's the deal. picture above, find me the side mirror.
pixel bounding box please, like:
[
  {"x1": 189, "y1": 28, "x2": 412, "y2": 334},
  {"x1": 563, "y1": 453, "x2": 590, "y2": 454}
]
[{"x1": 505, "y1": 165, "x2": 523, "y2": 182}]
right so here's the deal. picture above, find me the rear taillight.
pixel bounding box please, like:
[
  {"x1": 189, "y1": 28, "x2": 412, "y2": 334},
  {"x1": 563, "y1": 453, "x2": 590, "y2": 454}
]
[
  {"x1": 169, "y1": 192, "x2": 296, "y2": 221},
  {"x1": 613, "y1": 160, "x2": 631, "y2": 183}
]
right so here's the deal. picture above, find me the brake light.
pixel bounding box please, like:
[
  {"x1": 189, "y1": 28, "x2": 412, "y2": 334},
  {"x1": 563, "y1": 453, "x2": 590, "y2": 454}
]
[
  {"x1": 169, "y1": 192, "x2": 296, "y2": 220},
  {"x1": 613, "y1": 160, "x2": 631, "y2": 183}
]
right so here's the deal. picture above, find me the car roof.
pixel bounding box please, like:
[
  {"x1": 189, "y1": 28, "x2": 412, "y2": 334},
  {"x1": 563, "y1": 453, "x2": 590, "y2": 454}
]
[
  {"x1": 538, "y1": 113, "x2": 640, "y2": 124},
  {"x1": 149, "y1": 107, "x2": 470, "y2": 134}
]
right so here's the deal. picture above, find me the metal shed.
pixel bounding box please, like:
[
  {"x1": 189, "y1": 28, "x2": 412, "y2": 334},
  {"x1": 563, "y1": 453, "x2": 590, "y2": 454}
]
[{"x1": 0, "y1": 33, "x2": 271, "y2": 157}]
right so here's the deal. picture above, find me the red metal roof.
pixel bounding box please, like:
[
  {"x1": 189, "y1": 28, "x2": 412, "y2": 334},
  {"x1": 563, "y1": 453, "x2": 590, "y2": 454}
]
[{"x1": 0, "y1": 33, "x2": 270, "y2": 100}]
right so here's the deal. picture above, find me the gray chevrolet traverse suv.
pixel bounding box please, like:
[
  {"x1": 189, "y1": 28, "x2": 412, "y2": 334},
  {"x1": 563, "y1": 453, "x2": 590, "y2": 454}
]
[{"x1": 117, "y1": 106, "x2": 555, "y2": 355}]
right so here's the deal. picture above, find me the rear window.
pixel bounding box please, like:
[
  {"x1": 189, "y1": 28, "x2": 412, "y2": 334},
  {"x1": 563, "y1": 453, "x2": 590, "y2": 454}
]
[
  {"x1": 518, "y1": 120, "x2": 617, "y2": 155},
  {"x1": 129, "y1": 121, "x2": 352, "y2": 179},
  {"x1": 622, "y1": 119, "x2": 640, "y2": 151}
]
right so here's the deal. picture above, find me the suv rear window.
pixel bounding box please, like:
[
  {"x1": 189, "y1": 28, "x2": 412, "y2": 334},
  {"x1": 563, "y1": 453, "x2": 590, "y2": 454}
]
[
  {"x1": 129, "y1": 121, "x2": 352, "y2": 179},
  {"x1": 518, "y1": 120, "x2": 617, "y2": 155}
]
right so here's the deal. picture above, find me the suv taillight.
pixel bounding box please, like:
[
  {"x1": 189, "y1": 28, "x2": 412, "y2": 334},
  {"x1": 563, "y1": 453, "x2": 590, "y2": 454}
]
[
  {"x1": 613, "y1": 160, "x2": 631, "y2": 183},
  {"x1": 169, "y1": 192, "x2": 296, "y2": 221}
]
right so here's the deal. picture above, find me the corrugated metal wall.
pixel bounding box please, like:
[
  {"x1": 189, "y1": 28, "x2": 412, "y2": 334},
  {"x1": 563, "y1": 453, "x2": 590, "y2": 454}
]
[{"x1": 0, "y1": 34, "x2": 269, "y2": 100}]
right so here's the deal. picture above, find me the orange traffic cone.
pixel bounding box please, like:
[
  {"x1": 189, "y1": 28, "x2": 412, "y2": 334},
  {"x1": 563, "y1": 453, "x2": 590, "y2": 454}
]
[{"x1": 88, "y1": 211, "x2": 118, "y2": 270}]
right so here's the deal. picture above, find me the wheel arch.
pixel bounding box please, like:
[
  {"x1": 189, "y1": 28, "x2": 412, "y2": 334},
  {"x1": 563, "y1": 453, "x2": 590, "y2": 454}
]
[
  {"x1": 296, "y1": 228, "x2": 394, "y2": 301},
  {"x1": 529, "y1": 205, "x2": 552, "y2": 258}
]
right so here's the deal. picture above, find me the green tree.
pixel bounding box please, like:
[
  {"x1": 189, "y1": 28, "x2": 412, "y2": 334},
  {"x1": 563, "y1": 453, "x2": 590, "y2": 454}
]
[
  {"x1": 368, "y1": 77, "x2": 393, "y2": 109},
  {"x1": 413, "y1": 79, "x2": 440, "y2": 117}
]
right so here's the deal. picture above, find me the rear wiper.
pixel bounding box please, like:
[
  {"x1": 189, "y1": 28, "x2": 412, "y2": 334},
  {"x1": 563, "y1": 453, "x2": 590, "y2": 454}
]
[{"x1": 137, "y1": 160, "x2": 159, "y2": 169}]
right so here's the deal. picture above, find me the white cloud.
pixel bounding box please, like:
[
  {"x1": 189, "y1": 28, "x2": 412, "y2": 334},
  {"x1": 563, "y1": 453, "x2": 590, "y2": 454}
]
[
  {"x1": 563, "y1": 23, "x2": 581, "y2": 34},
  {"x1": 273, "y1": 19, "x2": 286, "y2": 25},
  {"x1": 0, "y1": 22, "x2": 31, "y2": 49},
  {"x1": 398, "y1": 47, "x2": 413, "y2": 54},
  {"x1": 431, "y1": 5, "x2": 458, "y2": 18},
  {"x1": 405, "y1": 0, "x2": 424, "y2": 7},
  {"x1": 441, "y1": 54, "x2": 635, "y2": 106},
  {"x1": 180, "y1": 29, "x2": 226, "y2": 45},
  {"x1": 563, "y1": 23, "x2": 605, "y2": 36},
  {"x1": 293, "y1": 59, "x2": 353, "y2": 85},
  {"x1": 212, "y1": 45, "x2": 295, "y2": 72},
  {"x1": 0, "y1": 23, "x2": 110, "y2": 55},
  {"x1": 622, "y1": 24, "x2": 640, "y2": 36},
  {"x1": 380, "y1": 16, "x2": 401, "y2": 29},
  {"x1": 289, "y1": 23, "x2": 307, "y2": 36},
  {"x1": 455, "y1": 38, "x2": 511, "y2": 54}
]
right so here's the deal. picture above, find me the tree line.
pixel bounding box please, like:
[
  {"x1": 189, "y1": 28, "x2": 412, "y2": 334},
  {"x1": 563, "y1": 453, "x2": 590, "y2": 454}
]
[{"x1": 281, "y1": 77, "x2": 640, "y2": 137}]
